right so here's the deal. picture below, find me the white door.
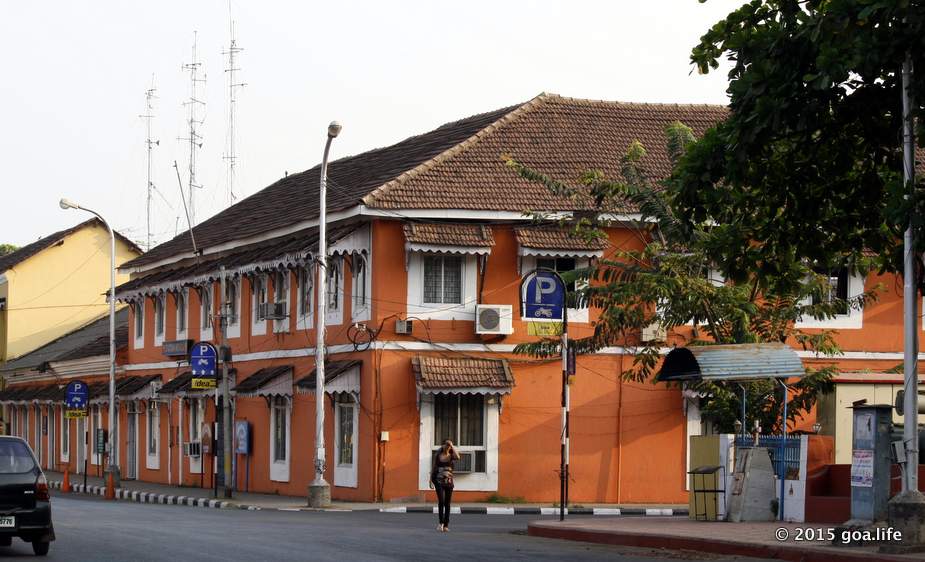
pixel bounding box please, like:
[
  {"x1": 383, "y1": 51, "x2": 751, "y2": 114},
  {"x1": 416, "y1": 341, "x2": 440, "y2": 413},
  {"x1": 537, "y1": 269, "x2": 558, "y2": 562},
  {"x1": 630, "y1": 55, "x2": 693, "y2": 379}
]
[{"x1": 334, "y1": 400, "x2": 358, "y2": 488}]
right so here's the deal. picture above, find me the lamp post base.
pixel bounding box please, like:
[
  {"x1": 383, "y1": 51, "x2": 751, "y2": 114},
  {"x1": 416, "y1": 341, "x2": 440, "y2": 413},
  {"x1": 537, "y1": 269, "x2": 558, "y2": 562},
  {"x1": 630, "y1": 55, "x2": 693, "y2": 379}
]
[
  {"x1": 308, "y1": 479, "x2": 331, "y2": 508},
  {"x1": 883, "y1": 490, "x2": 925, "y2": 553}
]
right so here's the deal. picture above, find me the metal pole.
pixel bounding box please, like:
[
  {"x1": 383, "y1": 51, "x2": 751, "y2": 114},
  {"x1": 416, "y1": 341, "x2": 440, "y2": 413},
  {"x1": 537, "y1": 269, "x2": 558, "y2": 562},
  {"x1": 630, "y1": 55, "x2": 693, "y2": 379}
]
[
  {"x1": 778, "y1": 380, "x2": 788, "y2": 521},
  {"x1": 309, "y1": 122, "x2": 340, "y2": 508},
  {"x1": 220, "y1": 267, "x2": 233, "y2": 498},
  {"x1": 560, "y1": 292, "x2": 569, "y2": 521},
  {"x1": 901, "y1": 52, "x2": 919, "y2": 494}
]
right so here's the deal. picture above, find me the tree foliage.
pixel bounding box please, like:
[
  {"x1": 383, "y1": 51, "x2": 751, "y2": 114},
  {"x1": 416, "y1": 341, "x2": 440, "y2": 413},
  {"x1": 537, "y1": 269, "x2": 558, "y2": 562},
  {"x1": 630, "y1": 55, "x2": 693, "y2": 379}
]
[
  {"x1": 0, "y1": 244, "x2": 17, "y2": 257},
  {"x1": 677, "y1": 0, "x2": 925, "y2": 291},
  {"x1": 507, "y1": 122, "x2": 881, "y2": 431}
]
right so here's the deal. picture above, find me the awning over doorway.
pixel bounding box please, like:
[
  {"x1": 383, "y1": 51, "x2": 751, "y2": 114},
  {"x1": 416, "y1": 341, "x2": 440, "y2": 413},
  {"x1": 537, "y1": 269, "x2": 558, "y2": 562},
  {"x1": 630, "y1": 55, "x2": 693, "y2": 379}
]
[
  {"x1": 656, "y1": 343, "x2": 805, "y2": 383},
  {"x1": 296, "y1": 360, "x2": 361, "y2": 398},
  {"x1": 234, "y1": 365, "x2": 293, "y2": 398},
  {"x1": 412, "y1": 356, "x2": 514, "y2": 395}
]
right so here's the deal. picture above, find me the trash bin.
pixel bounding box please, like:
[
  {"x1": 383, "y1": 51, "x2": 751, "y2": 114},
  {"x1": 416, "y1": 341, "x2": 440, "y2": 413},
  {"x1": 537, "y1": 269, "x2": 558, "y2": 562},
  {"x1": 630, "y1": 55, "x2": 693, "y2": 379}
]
[{"x1": 688, "y1": 465, "x2": 726, "y2": 521}]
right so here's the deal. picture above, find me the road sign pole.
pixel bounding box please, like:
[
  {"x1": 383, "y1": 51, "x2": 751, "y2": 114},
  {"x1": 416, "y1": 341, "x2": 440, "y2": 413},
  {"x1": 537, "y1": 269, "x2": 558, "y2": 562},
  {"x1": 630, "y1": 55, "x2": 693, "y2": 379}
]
[
  {"x1": 220, "y1": 267, "x2": 233, "y2": 499},
  {"x1": 560, "y1": 306, "x2": 569, "y2": 522}
]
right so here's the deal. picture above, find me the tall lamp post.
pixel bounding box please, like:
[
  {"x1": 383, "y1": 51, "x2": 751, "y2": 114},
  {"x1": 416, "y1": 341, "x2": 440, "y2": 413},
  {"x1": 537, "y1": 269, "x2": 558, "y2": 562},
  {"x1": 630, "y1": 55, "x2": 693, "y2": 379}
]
[
  {"x1": 308, "y1": 121, "x2": 341, "y2": 508},
  {"x1": 59, "y1": 198, "x2": 120, "y2": 489}
]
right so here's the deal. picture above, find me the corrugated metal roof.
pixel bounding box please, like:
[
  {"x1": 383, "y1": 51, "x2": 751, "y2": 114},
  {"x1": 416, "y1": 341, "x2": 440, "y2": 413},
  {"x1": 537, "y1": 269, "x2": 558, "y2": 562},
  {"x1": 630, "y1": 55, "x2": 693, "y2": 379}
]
[{"x1": 657, "y1": 343, "x2": 805, "y2": 382}]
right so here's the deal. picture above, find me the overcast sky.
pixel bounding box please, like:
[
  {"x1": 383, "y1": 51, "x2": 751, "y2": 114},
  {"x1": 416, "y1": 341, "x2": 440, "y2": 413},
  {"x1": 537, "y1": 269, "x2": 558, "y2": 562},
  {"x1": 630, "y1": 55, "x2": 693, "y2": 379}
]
[{"x1": 1, "y1": 1, "x2": 742, "y2": 249}]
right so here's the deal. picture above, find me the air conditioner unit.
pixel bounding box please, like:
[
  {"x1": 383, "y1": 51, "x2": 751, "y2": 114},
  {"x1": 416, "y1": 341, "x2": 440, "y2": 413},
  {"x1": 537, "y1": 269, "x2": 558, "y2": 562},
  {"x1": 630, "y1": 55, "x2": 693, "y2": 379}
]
[
  {"x1": 475, "y1": 304, "x2": 513, "y2": 335},
  {"x1": 183, "y1": 442, "x2": 201, "y2": 457},
  {"x1": 395, "y1": 319, "x2": 413, "y2": 335},
  {"x1": 641, "y1": 323, "x2": 666, "y2": 342},
  {"x1": 455, "y1": 451, "x2": 476, "y2": 474},
  {"x1": 258, "y1": 302, "x2": 289, "y2": 320}
]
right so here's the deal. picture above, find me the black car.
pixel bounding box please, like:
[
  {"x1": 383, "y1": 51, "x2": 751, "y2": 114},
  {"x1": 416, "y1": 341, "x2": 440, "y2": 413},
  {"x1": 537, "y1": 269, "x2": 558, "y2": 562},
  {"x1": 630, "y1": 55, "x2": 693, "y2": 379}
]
[{"x1": 0, "y1": 436, "x2": 54, "y2": 555}]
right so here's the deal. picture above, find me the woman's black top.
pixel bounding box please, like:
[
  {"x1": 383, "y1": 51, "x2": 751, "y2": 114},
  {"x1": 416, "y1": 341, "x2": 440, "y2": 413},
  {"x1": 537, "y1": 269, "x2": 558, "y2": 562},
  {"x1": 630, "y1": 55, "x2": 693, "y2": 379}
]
[{"x1": 432, "y1": 453, "x2": 454, "y2": 483}]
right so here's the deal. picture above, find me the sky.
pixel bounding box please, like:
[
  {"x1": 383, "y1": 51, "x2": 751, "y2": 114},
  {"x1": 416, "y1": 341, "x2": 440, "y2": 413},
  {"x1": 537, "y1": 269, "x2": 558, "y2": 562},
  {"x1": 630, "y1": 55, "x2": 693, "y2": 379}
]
[{"x1": 0, "y1": 0, "x2": 742, "y2": 250}]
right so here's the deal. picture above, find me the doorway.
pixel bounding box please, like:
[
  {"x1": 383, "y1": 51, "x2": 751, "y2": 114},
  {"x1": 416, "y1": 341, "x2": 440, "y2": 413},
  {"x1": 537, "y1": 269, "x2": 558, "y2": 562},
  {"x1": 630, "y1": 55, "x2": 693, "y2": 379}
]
[{"x1": 126, "y1": 410, "x2": 137, "y2": 480}]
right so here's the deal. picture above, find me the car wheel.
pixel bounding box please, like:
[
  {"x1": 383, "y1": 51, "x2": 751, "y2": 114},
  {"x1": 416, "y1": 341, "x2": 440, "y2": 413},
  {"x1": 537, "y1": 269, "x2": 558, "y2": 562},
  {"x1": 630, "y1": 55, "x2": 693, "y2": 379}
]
[{"x1": 32, "y1": 541, "x2": 49, "y2": 556}]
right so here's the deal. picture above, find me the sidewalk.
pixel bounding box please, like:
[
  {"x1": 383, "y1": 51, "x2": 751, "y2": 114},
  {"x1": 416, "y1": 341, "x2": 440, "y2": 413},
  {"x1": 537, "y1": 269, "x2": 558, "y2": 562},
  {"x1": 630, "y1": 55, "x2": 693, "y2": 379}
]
[
  {"x1": 46, "y1": 471, "x2": 687, "y2": 515},
  {"x1": 528, "y1": 518, "x2": 925, "y2": 562}
]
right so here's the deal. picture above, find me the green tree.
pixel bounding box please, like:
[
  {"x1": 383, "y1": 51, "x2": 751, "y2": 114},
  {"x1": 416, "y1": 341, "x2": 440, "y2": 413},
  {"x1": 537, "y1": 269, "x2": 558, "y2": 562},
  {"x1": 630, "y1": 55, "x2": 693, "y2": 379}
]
[
  {"x1": 0, "y1": 244, "x2": 17, "y2": 257},
  {"x1": 675, "y1": 0, "x2": 925, "y2": 290},
  {"x1": 506, "y1": 122, "x2": 880, "y2": 432}
]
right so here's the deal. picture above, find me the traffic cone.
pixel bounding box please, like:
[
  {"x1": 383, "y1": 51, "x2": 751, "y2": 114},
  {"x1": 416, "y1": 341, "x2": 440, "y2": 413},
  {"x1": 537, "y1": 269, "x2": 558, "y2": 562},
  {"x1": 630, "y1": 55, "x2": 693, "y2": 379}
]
[
  {"x1": 104, "y1": 472, "x2": 115, "y2": 500},
  {"x1": 61, "y1": 468, "x2": 70, "y2": 493}
]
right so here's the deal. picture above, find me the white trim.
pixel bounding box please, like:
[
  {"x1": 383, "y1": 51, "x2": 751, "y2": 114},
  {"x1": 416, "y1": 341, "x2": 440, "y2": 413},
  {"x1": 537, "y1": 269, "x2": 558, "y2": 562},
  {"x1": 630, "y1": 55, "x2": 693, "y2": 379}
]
[
  {"x1": 334, "y1": 399, "x2": 358, "y2": 488},
  {"x1": 133, "y1": 299, "x2": 145, "y2": 350},
  {"x1": 199, "y1": 285, "x2": 214, "y2": 341},
  {"x1": 418, "y1": 394, "x2": 499, "y2": 492},
  {"x1": 188, "y1": 398, "x2": 203, "y2": 475},
  {"x1": 239, "y1": 370, "x2": 293, "y2": 398},
  {"x1": 91, "y1": 405, "x2": 102, "y2": 466},
  {"x1": 350, "y1": 252, "x2": 371, "y2": 323},
  {"x1": 226, "y1": 278, "x2": 241, "y2": 339},
  {"x1": 795, "y1": 271, "x2": 866, "y2": 330},
  {"x1": 296, "y1": 266, "x2": 314, "y2": 331},
  {"x1": 176, "y1": 288, "x2": 189, "y2": 341},
  {"x1": 405, "y1": 243, "x2": 491, "y2": 256},
  {"x1": 325, "y1": 257, "x2": 344, "y2": 326},
  {"x1": 273, "y1": 270, "x2": 291, "y2": 334},
  {"x1": 154, "y1": 294, "x2": 166, "y2": 347},
  {"x1": 269, "y1": 396, "x2": 291, "y2": 482},
  {"x1": 518, "y1": 247, "x2": 603, "y2": 259},
  {"x1": 59, "y1": 406, "x2": 69, "y2": 463},
  {"x1": 407, "y1": 253, "x2": 477, "y2": 321},
  {"x1": 251, "y1": 274, "x2": 268, "y2": 337}
]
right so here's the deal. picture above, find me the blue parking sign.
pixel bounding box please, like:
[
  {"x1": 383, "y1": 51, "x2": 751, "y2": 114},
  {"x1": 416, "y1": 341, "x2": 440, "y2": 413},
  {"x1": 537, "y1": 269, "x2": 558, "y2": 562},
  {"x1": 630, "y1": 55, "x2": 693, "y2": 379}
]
[
  {"x1": 190, "y1": 342, "x2": 217, "y2": 377},
  {"x1": 521, "y1": 269, "x2": 566, "y2": 321},
  {"x1": 65, "y1": 380, "x2": 89, "y2": 411}
]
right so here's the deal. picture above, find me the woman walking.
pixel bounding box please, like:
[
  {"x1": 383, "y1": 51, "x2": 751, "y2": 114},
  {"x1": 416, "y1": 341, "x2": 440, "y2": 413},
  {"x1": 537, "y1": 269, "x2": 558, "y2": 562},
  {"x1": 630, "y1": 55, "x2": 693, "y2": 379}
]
[{"x1": 430, "y1": 439, "x2": 460, "y2": 532}]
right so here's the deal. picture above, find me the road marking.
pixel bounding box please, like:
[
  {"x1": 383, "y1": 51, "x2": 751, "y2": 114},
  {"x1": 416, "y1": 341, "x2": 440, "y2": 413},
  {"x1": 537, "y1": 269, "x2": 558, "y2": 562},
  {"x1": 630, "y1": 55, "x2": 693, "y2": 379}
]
[
  {"x1": 380, "y1": 507, "x2": 407, "y2": 513},
  {"x1": 486, "y1": 507, "x2": 515, "y2": 515}
]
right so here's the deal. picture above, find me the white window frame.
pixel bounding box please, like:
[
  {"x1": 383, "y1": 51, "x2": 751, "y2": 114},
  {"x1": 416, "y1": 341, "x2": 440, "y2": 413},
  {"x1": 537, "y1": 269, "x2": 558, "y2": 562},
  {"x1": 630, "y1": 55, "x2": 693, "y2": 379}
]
[
  {"x1": 351, "y1": 252, "x2": 370, "y2": 322},
  {"x1": 133, "y1": 298, "x2": 145, "y2": 349},
  {"x1": 407, "y1": 253, "x2": 477, "y2": 321},
  {"x1": 226, "y1": 278, "x2": 241, "y2": 339},
  {"x1": 91, "y1": 405, "x2": 102, "y2": 466},
  {"x1": 33, "y1": 405, "x2": 41, "y2": 467},
  {"x1": 22, "y1": 406, "x2": 28, "y2": 444},
  {"x1": 297, "y1": 266, "x2": 314, "y2": 330},
  {"x1": 417, "y1": 393, "x2": 499, "y2": 492},
  {"x1": 520, "y1": 255, "x2": 590, "y2": 323},
  {"x1": 176, "y1": 289, "x2": 188, "y2": 340},
  {"x1": 325, "y1": 258, "x2": 344, "y2": 326},
  {"x1": 334, "y1": 398, "x2": 358, "y2": 488},
  {"x1": 154, "y1": 293, "x2": 166, "y2": 347},
  {"x1": 251, "y1": 275, "x2": 268, "y2": 337},
  {"x1": 60, "y1": 407, "x2": 69, "y2": 462},
  {"x1": 269, "y1": 396, "x2": 291, "y2": 482},
  {"x1": 188, "y1": 398, "x2": 203, "y2": 474},
  {"x1": 199, "y1": 285, "x2": 214, "y2": 341},
  {"x1": 796, "y1": 270, "x2": 865, "y2": 330},
  {"x1": 146, "y1": 401, "x2": 160, "y2": 470},
  {"x1": 273, "y1": 270, "x2": 291, "y2": 334}
]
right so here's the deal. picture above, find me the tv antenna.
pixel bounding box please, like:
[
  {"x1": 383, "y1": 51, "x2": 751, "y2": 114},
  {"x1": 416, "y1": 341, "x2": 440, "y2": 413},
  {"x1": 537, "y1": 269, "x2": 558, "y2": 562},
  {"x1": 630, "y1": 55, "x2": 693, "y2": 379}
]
[
  {"x1": 179, "y1": 31, "x2": 206, "y2": 225},
  {"x1": 139, "y1": 75, "x2": 159, "y2": 251},
  {"x1": 223, "y1": 8, "x2": 246, "y2": 208}
]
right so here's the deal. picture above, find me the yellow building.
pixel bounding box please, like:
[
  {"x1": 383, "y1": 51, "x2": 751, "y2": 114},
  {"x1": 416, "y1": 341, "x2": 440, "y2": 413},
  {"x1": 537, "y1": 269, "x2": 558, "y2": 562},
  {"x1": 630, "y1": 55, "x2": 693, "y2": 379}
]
[{"x1": 0, "y1": 219, "x2": 141, "y2": 363}]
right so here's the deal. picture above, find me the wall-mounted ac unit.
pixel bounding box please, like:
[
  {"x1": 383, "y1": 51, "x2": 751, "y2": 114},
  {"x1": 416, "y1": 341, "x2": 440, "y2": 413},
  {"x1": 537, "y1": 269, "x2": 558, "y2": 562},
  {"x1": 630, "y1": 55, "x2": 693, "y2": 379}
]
[
  {"x1": 475, "y1": 304, "x2": 513, "y2": 335},
  {"x1": 258, "y1": 302, "x2": 289, "y2": 320},
  {"x1": 641, "y1": 323, "x2": 666, "y2": 342},
  {"x1": 455, "y1": 451, "x2": 476, "y2": 474},
  {"x1": 183, "y1": 442, "x2": 202, "y2": 457},
  {"x1": 395, "y1": 319, "x2": 413, "y2": 335}
]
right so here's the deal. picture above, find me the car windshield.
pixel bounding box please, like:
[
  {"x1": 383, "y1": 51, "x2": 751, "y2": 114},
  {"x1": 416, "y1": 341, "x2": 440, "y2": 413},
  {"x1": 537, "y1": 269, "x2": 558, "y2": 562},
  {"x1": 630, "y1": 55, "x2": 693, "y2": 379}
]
[{"x1": 0, "y1": 441, "x2": 36, "y2": 474}]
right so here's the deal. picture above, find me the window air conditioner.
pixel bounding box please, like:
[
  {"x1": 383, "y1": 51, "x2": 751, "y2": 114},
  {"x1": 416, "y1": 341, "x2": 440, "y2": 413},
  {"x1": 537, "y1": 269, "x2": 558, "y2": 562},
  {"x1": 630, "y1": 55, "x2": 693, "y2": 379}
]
[
  {"x1": 258, "y1": 302, "x2": 289, "y2": 320},
  {"x1": 395, "y1": 319, "x2": 413, "y2": 335},
  {"x1": 475, "y1": 304, "x2": 513, "y2": 335},
  {"x1": 641, "y1": 323, "x2": 666, "y2": 342},
  {"x1": 455, "y1": 451, "x2": 475, "y2": 474},
  {"x1": 183, "y1": 442, "x2": 202, "y2": 457}
]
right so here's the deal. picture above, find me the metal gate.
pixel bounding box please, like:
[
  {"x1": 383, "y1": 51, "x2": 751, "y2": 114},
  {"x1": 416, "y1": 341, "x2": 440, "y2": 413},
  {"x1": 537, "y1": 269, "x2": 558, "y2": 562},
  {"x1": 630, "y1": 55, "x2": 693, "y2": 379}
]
[{"x1": 126, "y1": 413, "x2": 137, "y2": 479}]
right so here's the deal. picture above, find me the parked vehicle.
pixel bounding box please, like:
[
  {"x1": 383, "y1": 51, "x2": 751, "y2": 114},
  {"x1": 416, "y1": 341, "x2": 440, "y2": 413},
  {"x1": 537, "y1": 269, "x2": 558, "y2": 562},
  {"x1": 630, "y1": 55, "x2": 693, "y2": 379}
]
[{"x1": 0, "y1": 437, "x2": 54, "y2": 555}]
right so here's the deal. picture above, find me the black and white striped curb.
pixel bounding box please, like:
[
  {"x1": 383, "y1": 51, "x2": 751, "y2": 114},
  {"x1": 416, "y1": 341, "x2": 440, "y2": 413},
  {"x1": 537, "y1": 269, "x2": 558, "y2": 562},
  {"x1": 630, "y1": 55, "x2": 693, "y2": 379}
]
[
  {"x1": 379, "y1": 506, "x2": 686, "y2": 516},
  {"x1": 48, "y1": 481, "x2": 258, "y2": 510}
]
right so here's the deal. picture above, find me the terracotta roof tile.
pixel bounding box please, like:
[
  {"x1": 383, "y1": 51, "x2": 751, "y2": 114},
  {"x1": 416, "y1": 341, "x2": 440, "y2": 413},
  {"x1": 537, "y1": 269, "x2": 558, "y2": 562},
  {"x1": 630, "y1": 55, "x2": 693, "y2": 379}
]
[
  {"x1": 412, "y1": 356, "x2": 514, "y2": 390},
  {"x1": 403, "y1": 223, "x2": 495, "y2": 248},
  {"x1": 514, "y1": 226, "x2": 608, "y2": 251}
]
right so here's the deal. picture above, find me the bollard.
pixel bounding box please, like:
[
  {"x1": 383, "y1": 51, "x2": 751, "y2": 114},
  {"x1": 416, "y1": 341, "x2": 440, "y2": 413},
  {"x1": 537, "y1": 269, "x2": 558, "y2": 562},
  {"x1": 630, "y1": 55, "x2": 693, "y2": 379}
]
[{"x1": 61, "y1": 469, "x2": 71, "y2": 493}]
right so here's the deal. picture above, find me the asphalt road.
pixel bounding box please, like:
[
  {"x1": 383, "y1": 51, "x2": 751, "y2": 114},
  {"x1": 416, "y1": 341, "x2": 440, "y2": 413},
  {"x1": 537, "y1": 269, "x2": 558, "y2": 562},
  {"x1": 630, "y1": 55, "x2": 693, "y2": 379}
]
[{"x1": 0, "y1": 495, "x2": 773, "y2": 561}]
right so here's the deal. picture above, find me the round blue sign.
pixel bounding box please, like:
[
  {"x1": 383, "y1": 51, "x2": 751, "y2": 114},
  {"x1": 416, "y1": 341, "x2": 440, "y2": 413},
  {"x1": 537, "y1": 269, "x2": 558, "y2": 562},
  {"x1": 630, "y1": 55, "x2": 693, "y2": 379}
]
[
  {"x1": 521, "y1": 269, "x2": 566, "y2": 321},
  {"x1": 65, "y1": 380, "x2": 89, "y2": 410}
]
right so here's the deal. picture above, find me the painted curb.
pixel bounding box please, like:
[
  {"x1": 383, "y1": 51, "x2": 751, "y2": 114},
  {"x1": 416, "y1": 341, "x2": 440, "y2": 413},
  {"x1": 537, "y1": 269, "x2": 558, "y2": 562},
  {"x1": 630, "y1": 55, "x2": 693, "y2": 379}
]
[
  {"x1": 379, "y1": 506, "x2": 686, "y2": 516},
  {"x1": 50, "y1": 480, "x2": 243, "y2": 511}
]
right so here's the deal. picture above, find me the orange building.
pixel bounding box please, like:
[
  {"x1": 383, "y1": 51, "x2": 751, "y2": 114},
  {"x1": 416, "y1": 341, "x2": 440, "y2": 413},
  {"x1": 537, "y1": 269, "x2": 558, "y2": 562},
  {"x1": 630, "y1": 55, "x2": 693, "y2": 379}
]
[{"x1": 5, "y1": 93, "x2": 921, "y2": 504}]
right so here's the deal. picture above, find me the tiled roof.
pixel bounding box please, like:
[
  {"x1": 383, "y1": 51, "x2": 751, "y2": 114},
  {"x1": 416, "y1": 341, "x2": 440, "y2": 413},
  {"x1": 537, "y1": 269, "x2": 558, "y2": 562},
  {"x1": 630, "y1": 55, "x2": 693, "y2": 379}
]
[
  {"x1": 123, "y1": 104, "x2": 518, "y2": 269},
  {"x1": 403, "y1": 223, "x2": 495, "y2": 248},
  {"x1": 411, "y1": 356, "x2": 514, "y2": 390},
  {"x1": 234, "y1": 365, "x2": 292, "y2": 394},
  {"x1": 124, "y1": 94, "x2": 726, "y2": 271},
  {"x1": 115, "y1": 374, "x2": 162, "y2": 396},
  {"x1": 1, "y1": 309, "x2": 129, "y2": 373},
  {"x1": 514, "y1": 226, "x2": 608, "y2": 251},
  {"x1": 115, "y1": 223, "x2": 358, "y2": 298},
  {"x1": 0, "y1": 218, "x2": 140, "y2": 274},
  {"x1": 159, "y1": 371, "x2": 193, "y2": 394},
  {"x1": 364, "y1": 95, "x2": 727, "y2": 212},
  {"x1": 296, "y1": 360, "x2": 363, "y2": 390}
]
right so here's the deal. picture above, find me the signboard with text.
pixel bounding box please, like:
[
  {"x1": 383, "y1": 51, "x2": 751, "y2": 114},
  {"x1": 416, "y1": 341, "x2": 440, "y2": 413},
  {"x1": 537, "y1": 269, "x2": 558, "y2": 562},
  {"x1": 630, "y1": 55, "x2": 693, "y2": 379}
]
[
  {"x1": 64, "y1": 380, "x2": 89, "y2": 419},
  {"x1": 521, "y1": 269, "x2": 566, "y2": 322},
  {"x1": 190, "y1": 342, "x2": 217, "y2": 390}
]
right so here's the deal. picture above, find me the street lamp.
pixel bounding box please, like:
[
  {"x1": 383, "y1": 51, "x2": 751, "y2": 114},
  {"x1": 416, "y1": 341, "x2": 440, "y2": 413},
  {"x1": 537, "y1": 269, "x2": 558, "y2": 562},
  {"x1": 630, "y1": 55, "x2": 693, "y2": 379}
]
[
  {"x1": 308, "y1": 121, "x2": 341, "y2": 508},
  {"x1": 59, "y1": 198, "x2": 120, "y2": 490}
]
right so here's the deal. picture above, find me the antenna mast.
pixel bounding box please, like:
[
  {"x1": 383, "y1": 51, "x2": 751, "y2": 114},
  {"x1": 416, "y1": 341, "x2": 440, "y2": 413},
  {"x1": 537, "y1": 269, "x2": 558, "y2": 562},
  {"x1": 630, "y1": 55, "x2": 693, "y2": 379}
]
[
  {"x1": 180, "y1": 31, "x2": 206, "y2": 225},
  {"x1": 223, "y1": 11, "x2": 246, "y2": 207},
  {"x1": 140, "y1": 76, "x2": 158, "y2": 250}
]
